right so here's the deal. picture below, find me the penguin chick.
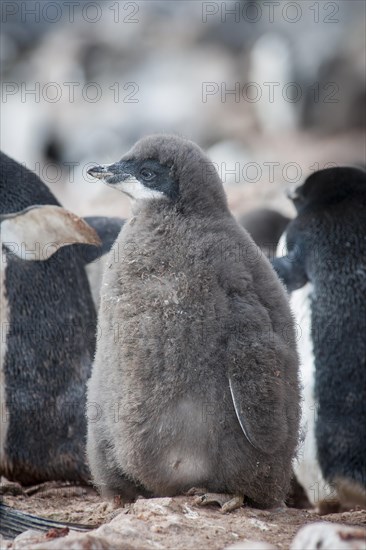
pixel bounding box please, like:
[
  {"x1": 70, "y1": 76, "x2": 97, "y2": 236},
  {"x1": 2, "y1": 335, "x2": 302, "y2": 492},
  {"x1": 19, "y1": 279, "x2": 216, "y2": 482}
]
[
  {"x1": 87, "y1": 135, "x2": 300, "y2": 510},
  {"x1": 273, "y1": 167, "x2": 366, "y2": 512},
  {"x1": 81, "y1": 216, "x2": 125, "y2": 309}
]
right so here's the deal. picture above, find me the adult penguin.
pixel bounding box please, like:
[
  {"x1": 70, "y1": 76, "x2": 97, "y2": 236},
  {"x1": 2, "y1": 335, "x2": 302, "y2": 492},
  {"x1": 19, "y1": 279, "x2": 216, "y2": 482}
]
[
  {"x1": 273, "y1": 166, "x2": 366, "y2": 512},
  {"x1": 0, "y1": 151, "x2": 121, "y2": 485}
]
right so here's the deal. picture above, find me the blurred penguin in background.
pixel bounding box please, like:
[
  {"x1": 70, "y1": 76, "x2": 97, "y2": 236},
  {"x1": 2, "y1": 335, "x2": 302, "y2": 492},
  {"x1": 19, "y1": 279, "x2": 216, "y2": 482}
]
[{"x1": 239, "y1": 208, "x2": 290, "y2": 259}]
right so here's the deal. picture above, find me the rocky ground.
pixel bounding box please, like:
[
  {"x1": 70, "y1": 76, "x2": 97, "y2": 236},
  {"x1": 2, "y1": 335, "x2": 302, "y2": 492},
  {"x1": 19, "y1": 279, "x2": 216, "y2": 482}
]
[{"x1": 1, "y1": 483, "x2": 365, "y2": 549}]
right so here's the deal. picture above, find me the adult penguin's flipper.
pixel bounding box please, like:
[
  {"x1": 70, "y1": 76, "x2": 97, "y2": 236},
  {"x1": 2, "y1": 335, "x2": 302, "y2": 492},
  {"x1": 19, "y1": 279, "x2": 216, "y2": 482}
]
[
  {"x1": 272, "y1": 251, "x2": 308, "y2": 292},
  {"x1": 0, "y1": 502, "x2": 96, "y2": 539}
]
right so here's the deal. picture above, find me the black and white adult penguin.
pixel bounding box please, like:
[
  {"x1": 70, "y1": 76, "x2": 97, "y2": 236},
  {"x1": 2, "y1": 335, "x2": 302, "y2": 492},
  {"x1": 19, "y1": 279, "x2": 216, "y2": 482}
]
[
  {"x1": 87, "y1": 134, "x2": 300, "y2": 512},
  {"x1": 273, "y1": 166, "x2": 366, "y2": 512},
  {"x1": 0, "y1": 151, "x2": 120, "y2": 486}
]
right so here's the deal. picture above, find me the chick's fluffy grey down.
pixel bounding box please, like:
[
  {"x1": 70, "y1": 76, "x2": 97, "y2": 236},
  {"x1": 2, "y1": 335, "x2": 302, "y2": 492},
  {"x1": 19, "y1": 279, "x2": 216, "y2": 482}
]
[{"x1": 87, "y1": 135, "x2": 300, "y2": 508}]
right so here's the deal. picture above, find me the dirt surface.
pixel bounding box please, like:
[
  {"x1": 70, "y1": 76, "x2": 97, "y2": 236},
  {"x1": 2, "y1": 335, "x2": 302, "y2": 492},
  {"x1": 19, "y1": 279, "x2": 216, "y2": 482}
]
[{"x1": 1, "y1": 483, "x2": 366, "y2": 549}]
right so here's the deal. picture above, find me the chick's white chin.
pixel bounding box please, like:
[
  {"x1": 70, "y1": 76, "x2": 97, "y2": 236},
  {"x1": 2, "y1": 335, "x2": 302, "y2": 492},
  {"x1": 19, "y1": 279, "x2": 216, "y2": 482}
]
[{"x1": 107, "y1": 176, "x2": 165, "y2": 201}]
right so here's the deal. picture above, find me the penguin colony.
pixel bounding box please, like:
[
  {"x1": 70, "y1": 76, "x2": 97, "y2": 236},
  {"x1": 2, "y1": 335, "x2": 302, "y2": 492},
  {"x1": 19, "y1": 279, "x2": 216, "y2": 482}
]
[{"x1": 0, "y1": 139, "x2": 364, "y2": 520}]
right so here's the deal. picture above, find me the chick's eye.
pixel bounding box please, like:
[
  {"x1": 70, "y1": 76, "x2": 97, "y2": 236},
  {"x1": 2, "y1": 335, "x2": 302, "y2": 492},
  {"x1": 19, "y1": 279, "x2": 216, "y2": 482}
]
[{"x1": 140, "y1": 168, "x2": 155, "y2": 181}]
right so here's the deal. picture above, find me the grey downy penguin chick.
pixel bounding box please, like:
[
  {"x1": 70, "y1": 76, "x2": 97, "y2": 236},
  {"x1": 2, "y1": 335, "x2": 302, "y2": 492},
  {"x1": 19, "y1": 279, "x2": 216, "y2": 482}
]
[
  {"x1": 83, "y1": 216, "x2": 125, "y2": 309},
  {"x1": 87, "y1": 135, "x2": 300, "y2": 511},
  {"x1": 273, "y1": 167, "x2": 366, "y2": 512}
]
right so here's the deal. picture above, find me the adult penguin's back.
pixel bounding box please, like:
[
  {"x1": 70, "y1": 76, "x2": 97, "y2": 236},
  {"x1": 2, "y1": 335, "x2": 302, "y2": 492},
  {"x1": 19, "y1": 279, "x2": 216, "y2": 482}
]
[
  {"x1": 0, "y1": 151, "x2": 96, "y2": 484},
  {"x1": 0, "y1": 151, "x2": 59, "y2": 211}
]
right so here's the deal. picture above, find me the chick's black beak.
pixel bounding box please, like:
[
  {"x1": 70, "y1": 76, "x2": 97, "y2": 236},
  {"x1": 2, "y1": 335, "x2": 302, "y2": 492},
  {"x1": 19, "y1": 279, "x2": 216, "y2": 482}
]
[
  {"x1": 87, "y1": 164, "x2": 114, "y2": 179},
  {"x1": 87, "y1": 162, "x2": 133, "y2": 184}
]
